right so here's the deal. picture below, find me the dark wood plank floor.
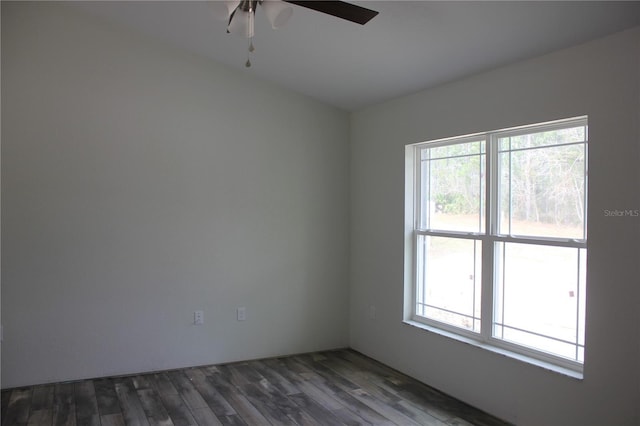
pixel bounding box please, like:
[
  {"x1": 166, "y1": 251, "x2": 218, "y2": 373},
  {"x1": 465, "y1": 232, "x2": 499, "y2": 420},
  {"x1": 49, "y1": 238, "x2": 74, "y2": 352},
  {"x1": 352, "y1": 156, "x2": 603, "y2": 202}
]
[{"x1": 1, "y1": 349, "x2": 511, "y2": 426}]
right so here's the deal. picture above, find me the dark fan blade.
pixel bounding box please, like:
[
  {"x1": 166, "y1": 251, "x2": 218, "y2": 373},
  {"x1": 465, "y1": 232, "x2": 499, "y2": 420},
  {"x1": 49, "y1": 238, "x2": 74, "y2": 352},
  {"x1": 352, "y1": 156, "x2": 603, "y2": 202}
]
[{"x1": 284, "y1": 1, "x2": 378, "y2": 25}]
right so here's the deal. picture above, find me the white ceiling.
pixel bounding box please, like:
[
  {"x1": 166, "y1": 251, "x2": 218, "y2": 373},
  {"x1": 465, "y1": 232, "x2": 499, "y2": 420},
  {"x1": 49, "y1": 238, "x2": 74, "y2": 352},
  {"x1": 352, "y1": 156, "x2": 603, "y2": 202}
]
[{"x1": 75, "y1": 1, "x2": 640, "y2": 111}]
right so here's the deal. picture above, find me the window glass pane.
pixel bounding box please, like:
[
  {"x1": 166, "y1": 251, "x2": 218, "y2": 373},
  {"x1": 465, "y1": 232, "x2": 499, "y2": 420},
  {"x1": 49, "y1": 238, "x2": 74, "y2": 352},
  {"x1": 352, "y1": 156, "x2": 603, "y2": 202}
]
[
  {"x1": 498, "y1": 143, "x2": 585, "y2": 239},
  {"x1": 428, "y1": 140, "x2": 485, "y2": 159},
  {"x1": 416, "y1": 235, "x2": 481, "y2": 332},
  {"x1": 419, "y1": 141, "x2": 485, "y2": 233},
  {"x1": 498, "y1": 125, "x2": 586, "y2": 151},
  {"x1": 493, "y1": 242, "x2": 586, "y2": 361}
]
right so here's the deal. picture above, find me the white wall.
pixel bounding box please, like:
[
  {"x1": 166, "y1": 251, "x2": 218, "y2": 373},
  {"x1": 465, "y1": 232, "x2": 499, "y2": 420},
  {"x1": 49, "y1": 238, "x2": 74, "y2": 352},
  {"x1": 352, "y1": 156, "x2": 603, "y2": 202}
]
[
  {"x1": 350, "y1": 27, "x2": 640, "y2": 426},
  {"x1": 1, "y1": 2, "x2": 350, "y2": 388}
]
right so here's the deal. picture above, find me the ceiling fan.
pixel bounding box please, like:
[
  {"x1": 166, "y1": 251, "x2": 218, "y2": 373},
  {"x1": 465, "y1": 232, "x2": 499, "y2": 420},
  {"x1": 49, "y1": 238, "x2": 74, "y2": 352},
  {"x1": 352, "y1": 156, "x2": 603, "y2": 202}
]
[
  {"x1": 283, "y1": 1, "x2": 378, "y2": 25},
  {"x1": 210, "y1": 0, "x2": 379, "y2": 67}
]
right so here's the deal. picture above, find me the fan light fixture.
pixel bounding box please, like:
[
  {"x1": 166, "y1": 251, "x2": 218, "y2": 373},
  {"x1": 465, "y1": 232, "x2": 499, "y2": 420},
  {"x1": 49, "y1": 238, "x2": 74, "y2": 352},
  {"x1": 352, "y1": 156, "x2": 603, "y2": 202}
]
[{"x1": 210, "y1": 0, "x2": 293, "y2": 67}]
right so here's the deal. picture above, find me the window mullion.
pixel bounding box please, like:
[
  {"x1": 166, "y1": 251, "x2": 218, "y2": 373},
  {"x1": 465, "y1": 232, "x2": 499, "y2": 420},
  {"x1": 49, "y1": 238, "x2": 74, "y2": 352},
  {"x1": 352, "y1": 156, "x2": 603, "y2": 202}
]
[
  {"x1": 481, "y1": 135, "x2": 497, "y2": 340},
  {"x1": 583, "y1": 132, "x2": 588, "y2": 240},
  {"x1": 415, "y1": 147, "x2": 421, "y2": 230},
  {"x1": 412, "y1": 147, "x2": 421, "y2": 319}
]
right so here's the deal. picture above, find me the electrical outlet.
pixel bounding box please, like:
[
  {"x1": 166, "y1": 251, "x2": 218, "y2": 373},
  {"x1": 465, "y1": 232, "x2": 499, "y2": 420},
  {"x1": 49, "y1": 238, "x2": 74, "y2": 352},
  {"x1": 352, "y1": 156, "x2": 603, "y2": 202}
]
[
  {"x1": 237, "y1": 307, "x2": 246, "y2": 321},
  {"x1": 194, "y1": 310, "x2": 204, "y2": 325}
]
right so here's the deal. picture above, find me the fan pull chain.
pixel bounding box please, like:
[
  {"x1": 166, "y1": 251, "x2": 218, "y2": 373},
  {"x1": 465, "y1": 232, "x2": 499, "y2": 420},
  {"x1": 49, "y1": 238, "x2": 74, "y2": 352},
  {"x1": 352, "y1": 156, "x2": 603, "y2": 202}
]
[
  {"x1": 246, "y1": 35, "x2": 254, "y2": 67},
  {"x1": 245, "y1": 3, "x2": 255, "y2": 67}
]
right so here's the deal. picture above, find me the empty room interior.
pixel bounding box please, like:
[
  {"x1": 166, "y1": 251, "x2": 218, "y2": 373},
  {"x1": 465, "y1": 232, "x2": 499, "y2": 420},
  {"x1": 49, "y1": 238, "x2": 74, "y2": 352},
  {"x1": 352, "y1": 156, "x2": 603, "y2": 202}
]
[{"x1": 2, "y1": 1, "x2": 640, "y2": 425}]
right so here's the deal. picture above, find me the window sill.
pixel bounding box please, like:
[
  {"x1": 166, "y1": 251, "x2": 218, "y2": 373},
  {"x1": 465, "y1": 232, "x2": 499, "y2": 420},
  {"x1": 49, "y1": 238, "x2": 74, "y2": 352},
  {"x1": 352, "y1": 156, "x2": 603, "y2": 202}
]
[{"x1": 402, "y1": 319, "x2": 584, "y2": 380}]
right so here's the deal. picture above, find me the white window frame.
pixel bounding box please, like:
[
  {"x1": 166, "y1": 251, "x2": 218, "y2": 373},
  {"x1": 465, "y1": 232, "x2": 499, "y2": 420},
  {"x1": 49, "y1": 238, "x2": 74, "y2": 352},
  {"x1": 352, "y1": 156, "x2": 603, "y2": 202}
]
[{"x1": 404, "y1": 117, "x2": 588, "y2": 376}]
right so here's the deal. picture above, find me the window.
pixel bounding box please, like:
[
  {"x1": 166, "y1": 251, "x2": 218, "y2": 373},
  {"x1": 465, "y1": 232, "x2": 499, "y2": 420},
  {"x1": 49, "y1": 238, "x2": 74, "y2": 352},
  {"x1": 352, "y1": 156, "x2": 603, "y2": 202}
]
[{"x1": 406, "y1": 117, "x2": 588, "y2": 373}]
